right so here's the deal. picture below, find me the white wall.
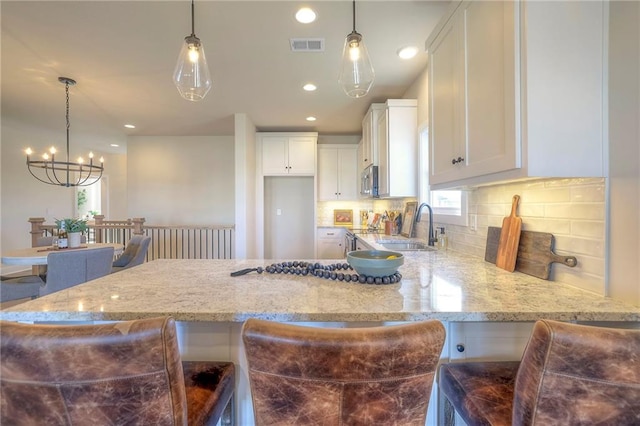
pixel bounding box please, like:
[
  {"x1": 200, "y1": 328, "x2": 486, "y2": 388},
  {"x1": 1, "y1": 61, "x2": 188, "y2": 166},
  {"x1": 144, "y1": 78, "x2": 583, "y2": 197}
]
[
  {"x1": 234, "y1": 113, "x2": 257, "y2": 259},
  {"x1": 607, "y1": 0, "x2": 640, "y2": 306},
  {"x1": 126, "y1": 136, "x2": 234, "y2": 225},
  {"x1": 0, "y1": 116, "x2": 126, "y2": 254}
]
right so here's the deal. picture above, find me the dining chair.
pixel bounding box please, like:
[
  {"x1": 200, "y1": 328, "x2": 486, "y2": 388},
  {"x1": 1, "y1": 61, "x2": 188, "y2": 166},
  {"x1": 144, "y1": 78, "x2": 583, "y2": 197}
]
[
  {"x1": 0, "y1": 276, "x2": 41, "y2": 303},
  {"x1": 39, "y1": 246, "x2": 114, "y2": 296},
  {"x1": 111, "y1": 235, "x2": 151, "y2": 273},
  {"x1": 438, "y1": 319, "x2": 640, "y2": 425},
  {"x1": 0, "y1": 316, "x2": 235, "y2": 425},
  {"x1": 242, "y1": 318, "x2": 446, "y2": 426}
]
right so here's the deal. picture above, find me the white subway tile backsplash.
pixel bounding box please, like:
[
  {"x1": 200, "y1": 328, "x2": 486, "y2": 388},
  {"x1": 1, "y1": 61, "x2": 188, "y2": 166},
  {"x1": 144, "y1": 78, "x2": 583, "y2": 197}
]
[{"x1": 447, "y1": 178, "x2": 605, "y2": 294}]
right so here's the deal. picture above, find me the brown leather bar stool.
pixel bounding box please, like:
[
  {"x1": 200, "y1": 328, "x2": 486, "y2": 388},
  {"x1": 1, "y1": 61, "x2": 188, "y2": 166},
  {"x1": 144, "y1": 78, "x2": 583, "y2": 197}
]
[
  {"x1": 438, "y1": 320, "x2": 640, "y2": 425},
  {"x1": 0, "y1": 317, "x2": 235, "y2": 425},
  {"x1": 242, "y1": 318, "x2": 446, "y2": 426}
]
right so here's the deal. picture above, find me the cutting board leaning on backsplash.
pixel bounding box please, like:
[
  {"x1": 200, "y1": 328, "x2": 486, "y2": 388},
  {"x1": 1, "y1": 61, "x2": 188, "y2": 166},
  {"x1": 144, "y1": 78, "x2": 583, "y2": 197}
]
[{"x1": 485, "y1": 227, "x2": 578, "y2": 280}]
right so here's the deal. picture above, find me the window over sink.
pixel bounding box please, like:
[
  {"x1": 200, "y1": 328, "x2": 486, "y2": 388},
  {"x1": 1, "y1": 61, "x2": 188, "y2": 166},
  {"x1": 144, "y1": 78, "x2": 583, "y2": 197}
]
[{"x1": 418, "y1": 124, "x2": 468, "y2": 226}]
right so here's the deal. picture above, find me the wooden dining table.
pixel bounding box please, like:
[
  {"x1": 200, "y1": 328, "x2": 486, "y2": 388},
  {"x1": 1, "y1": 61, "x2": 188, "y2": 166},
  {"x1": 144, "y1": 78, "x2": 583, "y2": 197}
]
[{"x1": 1, "y1": 243, "x2": 124, "y2": 266}]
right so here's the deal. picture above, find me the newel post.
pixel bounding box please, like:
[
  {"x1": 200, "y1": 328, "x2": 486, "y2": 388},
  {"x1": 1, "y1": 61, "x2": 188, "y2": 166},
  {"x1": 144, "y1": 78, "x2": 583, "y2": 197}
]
[
  {"x1": 93, "y1": 215, "x2": 105, "y2": 243},
  {"x1": 28, "y1": 217, "x2": 46, "y2": 248},
  {"x1": 132, "y1": 218, "x2": 145, "y2": 235}
]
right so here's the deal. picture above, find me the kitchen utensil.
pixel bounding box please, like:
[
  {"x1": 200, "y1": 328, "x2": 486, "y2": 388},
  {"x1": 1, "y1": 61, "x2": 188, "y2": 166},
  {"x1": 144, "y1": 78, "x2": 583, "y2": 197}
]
[
  {"x1": 484, "y1": 226, "x2": 502, "y2": 263},
  {"x1": 515, "y1": 230, "x2": 578, "y2": 279},
  {"x1": 496, "y1": 195, "x2": 522, "y2": 272},
  {"x1": 485, "y1": 226, "x2": 578, "y2": 280}
]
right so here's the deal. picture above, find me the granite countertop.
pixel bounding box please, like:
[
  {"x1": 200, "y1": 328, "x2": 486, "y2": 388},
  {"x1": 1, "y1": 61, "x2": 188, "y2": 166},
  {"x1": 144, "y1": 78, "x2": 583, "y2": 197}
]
[{"x1": 1, "y1": 245, "x2": 638, "y2": 323}]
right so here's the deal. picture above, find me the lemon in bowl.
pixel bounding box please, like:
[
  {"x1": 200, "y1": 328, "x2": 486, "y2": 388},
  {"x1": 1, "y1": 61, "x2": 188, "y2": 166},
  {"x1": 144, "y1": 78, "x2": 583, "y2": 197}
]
[{"x1": 346, "y1": 250, "x2": 404, "y2": 277}]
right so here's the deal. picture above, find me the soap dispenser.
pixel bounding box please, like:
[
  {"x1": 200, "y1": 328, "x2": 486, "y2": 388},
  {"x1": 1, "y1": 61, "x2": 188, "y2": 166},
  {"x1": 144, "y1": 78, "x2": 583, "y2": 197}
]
[{"x1": 438, "y1": 227, "x2": 448, "y2": 250}]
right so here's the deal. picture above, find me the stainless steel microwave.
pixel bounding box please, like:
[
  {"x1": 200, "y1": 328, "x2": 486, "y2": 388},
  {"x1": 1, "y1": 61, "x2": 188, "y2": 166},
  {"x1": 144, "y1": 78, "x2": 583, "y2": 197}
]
[{"x1": 360, "y1": 165, "x2": 379, "y2": 198}]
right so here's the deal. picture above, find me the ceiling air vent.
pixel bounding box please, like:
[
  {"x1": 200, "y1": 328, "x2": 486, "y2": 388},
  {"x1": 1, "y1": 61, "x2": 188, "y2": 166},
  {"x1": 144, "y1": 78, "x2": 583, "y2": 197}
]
[{"x1": 290, "y1": 38, "x2": 325, "y2": 52}]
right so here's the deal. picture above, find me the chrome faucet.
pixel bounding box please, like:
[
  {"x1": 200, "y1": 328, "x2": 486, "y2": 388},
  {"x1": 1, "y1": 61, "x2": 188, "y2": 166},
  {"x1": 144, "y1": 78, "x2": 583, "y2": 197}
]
[{"x1": 415, "y1": 203, "x2": 436, "y2": 246}]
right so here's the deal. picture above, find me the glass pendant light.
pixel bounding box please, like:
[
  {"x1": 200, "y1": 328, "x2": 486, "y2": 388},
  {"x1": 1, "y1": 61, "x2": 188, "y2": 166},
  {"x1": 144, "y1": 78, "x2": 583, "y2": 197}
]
[
  {"x1": 173, "y1": 0, "x2": 212, "y2": 101},
  {"x1": 338, "y1": 0, "x2": 375, "y2": 98}
]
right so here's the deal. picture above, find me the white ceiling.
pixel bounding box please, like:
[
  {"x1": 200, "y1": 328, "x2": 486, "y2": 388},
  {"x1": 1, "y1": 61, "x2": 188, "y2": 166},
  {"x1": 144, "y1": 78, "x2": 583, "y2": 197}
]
[{"x1": 1, "y1": 0, "x2": 450, "y2": 154}]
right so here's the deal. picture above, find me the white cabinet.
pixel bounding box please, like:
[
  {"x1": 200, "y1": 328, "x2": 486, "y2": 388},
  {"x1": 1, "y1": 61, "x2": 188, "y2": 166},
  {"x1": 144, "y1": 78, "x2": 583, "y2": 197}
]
[
  {"x1": 317, "y1": 228, "x2": 346, "y2": 259},
  {"x1": 317, "y1": 145, "x2": 358, "y2": 201},
  {"x1": 376, "y1": 99, "x2": 418, "y2": 198},
  {"x1": 427, "y1": 0, "x2": 606, "y2": 189},
  {"x1": 261, "y1": 134, "x2": 316, "y2": 175},
  {"x1": 446, "y1": 322, "x2": 534, "y2": 361},
  {"x1": 428, "y1": 0, "x2": 517, "y2": 187},
  {"x1": 355, "y1": 236, "x2": 373, "y2": 251},
  {"x1": 360, "y1": 104, "x2": 385, "y2": 172}
]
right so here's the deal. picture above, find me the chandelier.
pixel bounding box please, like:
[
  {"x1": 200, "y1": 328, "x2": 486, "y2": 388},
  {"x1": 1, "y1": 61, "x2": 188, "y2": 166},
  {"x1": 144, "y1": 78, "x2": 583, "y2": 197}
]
[
  {"x1": 338, "y1": 0, "x2": 375, "y2": 98},
  {"x1": 173, "y1": 0, "x2": 212, "y2": 101},
  {"x1": 25, "y1": 77, "x2": 104, "y2": 187}
]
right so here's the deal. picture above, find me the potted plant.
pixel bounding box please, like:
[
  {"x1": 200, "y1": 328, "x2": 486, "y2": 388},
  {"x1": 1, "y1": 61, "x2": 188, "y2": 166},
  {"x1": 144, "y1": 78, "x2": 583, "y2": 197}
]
[{"x1": 55, "y1": 218, "x2": 88, "y2": 248}]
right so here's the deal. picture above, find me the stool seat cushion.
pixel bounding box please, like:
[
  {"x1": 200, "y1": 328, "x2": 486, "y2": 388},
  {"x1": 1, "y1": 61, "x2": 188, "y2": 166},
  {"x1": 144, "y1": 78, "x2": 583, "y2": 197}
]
[
  {"x1": 439, "y1": 361, "x2": 520, "y2": 426},
  {"x1": 183, "y1": 361, "x2": 235, "y2": 426}
]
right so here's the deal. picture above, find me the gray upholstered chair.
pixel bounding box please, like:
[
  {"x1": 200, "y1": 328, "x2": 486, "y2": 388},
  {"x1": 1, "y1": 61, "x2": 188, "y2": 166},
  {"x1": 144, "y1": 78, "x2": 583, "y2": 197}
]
[
  {"x1": 111, "y1": 235, "x2": 151, "y2": 273},
  {"x1": 0, "y1": 276, "x2": 41, "y2": 303},
  {"x1": 438, "y1": 320, "x2": 640, "y2": 425},
  {"x1": 242, "y1": 318, "x2": 446, "y2": 426},
  {"x1": 39, "y1": 246, "x2": 114, "y2": 296},
  {"x1": 0, "y1": 316, "x2": 235, "y2": 425}
]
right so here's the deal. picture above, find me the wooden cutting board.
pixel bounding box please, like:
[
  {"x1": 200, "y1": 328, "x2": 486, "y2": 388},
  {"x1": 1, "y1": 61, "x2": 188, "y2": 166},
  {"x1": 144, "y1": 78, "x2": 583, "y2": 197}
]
[
  {"x1": 485, "y1": 226, "x2": 578, "y2": 280},
  {"x1": 484, "y1": 226, "x2": 502, "y2": 264},
  {"x1": 495, "y1": 195, "x2": 522, "y2": 272}
]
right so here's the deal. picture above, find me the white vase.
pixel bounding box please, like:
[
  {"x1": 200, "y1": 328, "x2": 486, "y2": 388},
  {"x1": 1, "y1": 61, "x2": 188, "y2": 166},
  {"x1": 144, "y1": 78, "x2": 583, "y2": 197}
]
[{"x1": 68, "y1": 232, "x2": 82, "y2": 248}]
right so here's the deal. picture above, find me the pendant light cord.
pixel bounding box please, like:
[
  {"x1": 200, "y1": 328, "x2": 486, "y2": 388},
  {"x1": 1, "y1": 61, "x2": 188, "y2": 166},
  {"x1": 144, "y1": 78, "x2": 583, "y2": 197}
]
[
  {"x1": 65, "y1": 80, "x2": 70, "y2": 163},
  {"x1": 352, "y1": 0, "x2": 356, "y2": 32},
  {"x1": 191, "y1": 0, "x2": 196, "y2": 36}
]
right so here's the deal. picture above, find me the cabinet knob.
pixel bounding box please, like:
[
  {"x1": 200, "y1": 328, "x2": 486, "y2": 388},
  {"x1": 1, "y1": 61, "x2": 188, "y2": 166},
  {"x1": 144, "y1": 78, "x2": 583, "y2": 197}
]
[
  {"x1": 456, "y1": 344, "x2": 465, "y2": 353},
  {"x1": 451, "y1": 157, "x2": 465, "y2": 165}
]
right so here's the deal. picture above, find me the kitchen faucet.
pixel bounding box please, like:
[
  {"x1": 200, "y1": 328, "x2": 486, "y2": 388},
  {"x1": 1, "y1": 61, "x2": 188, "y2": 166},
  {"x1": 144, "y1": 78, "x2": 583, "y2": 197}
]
[{"x1": 415, "y1": 203, "x2": 436, "y2": 246}]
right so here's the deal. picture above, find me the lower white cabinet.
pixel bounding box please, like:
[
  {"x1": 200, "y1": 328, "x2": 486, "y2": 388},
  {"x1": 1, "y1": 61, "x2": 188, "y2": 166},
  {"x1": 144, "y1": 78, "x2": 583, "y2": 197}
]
[
  {"x1": 317, "y1": 228, "x2": 346, "y2": 259},
  {"x1": 446, "y1": 321, "x2": 534, "y2": 361}
]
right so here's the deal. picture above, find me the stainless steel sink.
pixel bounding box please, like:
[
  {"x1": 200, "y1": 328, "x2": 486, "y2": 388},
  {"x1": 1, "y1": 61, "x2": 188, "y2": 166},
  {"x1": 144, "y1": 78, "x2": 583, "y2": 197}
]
[{"x1": 380, "y1": 242, "x2": 435, "y2": 251}]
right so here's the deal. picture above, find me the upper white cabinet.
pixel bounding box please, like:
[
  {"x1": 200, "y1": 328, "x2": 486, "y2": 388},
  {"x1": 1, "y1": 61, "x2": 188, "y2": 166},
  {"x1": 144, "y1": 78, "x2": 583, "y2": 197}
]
[
  {"x1": 360, "y1": 104, "x2": 385, "y2": 172},
  {"x1": 427, "y1": 0, "x2": 607, "y2": 189},
  {"x1": 261, "y1": 133, "x2": 317, "y2": 175},
  {"x1": 318, "y1": 145, "x2": 358, "y2": 201},
  {"x1": 376, "y1": 99, "x2": 418, "y2": 198}
]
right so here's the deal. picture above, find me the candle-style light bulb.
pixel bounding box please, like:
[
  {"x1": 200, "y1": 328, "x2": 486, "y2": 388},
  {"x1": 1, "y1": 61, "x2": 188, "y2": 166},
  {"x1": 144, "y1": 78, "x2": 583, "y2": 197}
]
[
  {"x1": 49, "y1": 147, "x2": 57, "y2": 155},
  {"x1": 89, "y1": 152, "x2": 94, "y2": 159},
  {"x1": 25, "y1": 148, "x2": 33, "y2": 156},
  {"x1": 99, "y1": 157, "x2": 105, "y2": 163},
  {"x1": 77, "y1": 157, "x2": 84, "y2": 164},
  {"x1": 42, "y1": 153, "x2": 50, "y2": 160}
]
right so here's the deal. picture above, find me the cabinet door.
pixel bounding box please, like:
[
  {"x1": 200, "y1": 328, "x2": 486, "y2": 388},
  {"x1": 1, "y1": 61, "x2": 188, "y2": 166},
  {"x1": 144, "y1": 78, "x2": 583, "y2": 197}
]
[
  {"x1": 262, "y1": 137, "x2": 289, "y2": 175},
  {"x1": 361, "y1": 110, "x2": 373, "y2": 171},
  {"x1": 429, "y1": 16, "x2": 465, "y2": 184},
  {"x1": 317, "y1": 148, "x2": 339, "y2": 200},
  {"x1": 376, "y1": 111, "x2": 389, "y2": 197},
  {"x1": 337, "y1": 146, "x2": 358, "y2": 200},
  {"x1": 288, "y1": 137, "x2": 316, "y2": 175},
  {"x1": 464, "y1": 0, "x2": 518, "y2": 178},
  {"x1": 317, "y1": 228, "x2": 346, "y2": 259}
]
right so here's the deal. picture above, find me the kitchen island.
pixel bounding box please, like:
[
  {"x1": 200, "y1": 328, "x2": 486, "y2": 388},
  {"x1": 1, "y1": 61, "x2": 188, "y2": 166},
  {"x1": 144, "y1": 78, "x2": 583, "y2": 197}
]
[{"x1": 2, "y1": 249, "x2": 638, "y2": 425}]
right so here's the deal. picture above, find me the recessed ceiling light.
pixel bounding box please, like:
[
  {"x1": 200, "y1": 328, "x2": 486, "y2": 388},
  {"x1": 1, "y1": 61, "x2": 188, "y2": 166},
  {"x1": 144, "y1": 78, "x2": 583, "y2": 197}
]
[
  {"x1": 110, "y1": 144, "x2": 120, "y2": 147},
  {"x1": 306, "y1": 116, "x2": 317, "y2": 122},
  {"x1": 303, "y1": 83, "x2": 317, "y2": 91},
  {"x1": 124, "y1": 124, "x2": 136, "y2": 129},
  {"x1": 295, "y1": 7, "x2": 316, "y2": 24},
  {"x1": 397, "y1": 46, "x2": 419, "y2": 60}
]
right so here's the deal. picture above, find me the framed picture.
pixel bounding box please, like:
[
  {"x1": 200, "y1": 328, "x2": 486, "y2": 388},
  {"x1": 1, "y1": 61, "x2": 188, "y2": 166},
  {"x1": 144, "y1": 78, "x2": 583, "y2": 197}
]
[
  {"x1": 334, "y1": 209, "x2": 353, "y2": 226},
  {"x1": 401, "y1": 202, "x2": 417, "y2": 237}
]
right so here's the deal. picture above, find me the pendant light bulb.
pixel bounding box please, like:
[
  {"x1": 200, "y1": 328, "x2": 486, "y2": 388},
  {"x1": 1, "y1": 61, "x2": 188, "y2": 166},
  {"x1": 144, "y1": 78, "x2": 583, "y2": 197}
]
[
  {"x1": 173, "y1": 0, "x2": 212, "y2": 102},
  {"x1": 338, "y1": 1, "x2": 374, "y2": 98}
]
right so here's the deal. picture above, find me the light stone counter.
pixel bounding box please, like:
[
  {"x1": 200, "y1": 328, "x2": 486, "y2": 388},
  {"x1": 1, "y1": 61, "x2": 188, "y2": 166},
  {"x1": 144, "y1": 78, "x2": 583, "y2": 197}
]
[{"x1": 1, "y1": 249, "x2": 638, "y2": 323}]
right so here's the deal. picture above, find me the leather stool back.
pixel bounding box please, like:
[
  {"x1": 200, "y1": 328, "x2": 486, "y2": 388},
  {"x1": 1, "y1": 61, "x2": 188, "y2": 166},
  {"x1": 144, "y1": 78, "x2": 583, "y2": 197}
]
[
  {"x1": 438, "y1": 320, "x2": 640, "y2": 425},
  {"x1": 242, "y1": 318, "x2": 445, "y2": 426},
  {"x1": 1, "y1": 317, "x2": 235, "y2": 425}
]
